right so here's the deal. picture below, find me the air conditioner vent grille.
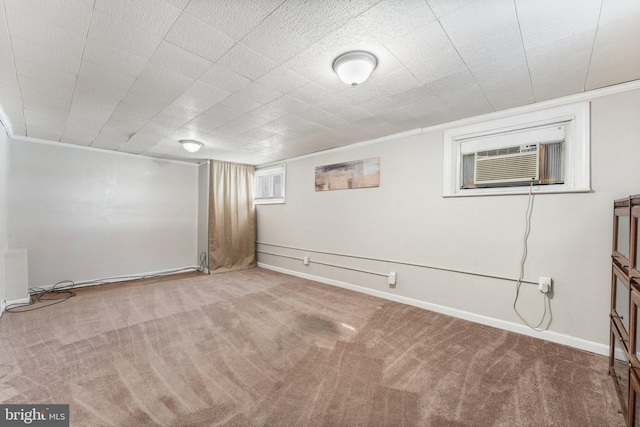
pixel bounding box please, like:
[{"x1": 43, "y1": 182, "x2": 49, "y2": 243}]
[{"x1": 474, "y1": 149, "x2": 539, "y2": 185}]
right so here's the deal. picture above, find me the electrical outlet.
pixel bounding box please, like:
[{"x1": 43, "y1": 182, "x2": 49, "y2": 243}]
[
  {"x1": 388, "y1": 272, "x2": 397, "y2": 288},
  {"x1": 303, "y1": 256, "x2": 309, "y2": 265},
  {"x1": 539, "y1": 276, "x2": 552, "y2": 293}
]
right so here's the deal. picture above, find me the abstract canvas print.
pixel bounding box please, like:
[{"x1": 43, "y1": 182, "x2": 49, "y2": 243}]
[{"x1": 315, "y1": 157, "x2": 380, "y2": 191}]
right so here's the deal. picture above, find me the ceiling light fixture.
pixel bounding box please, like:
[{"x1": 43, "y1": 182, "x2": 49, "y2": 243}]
[
  {"x1": 333, "y1": 51, "x2": 378, "y2": 87},
  {"x1": 179, "y1": 139, "x2": 203, "y2": 153}
]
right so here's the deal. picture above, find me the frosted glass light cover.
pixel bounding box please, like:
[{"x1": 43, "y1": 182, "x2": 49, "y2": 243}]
[
  {"x1": 333, "y1": 51, "x2": 377, "y2": 87},
  {"x1": 179, "y1": 139, "x2": 203, "y2": 153}
]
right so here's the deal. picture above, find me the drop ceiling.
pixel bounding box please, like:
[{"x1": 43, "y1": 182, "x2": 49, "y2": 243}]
[{"x1": 0, "y1": 0, "x2": 638, "y2": 165}]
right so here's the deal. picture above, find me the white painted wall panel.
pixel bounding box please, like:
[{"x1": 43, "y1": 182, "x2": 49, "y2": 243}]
[
  {"x1": 256, "y1": 88, "x2": 640, "y2": 347},
  {"x1": 8, "y1": 141, "x2": 198, "y2": 287},
  {"x1": 0, "y1": 127, "x2": 9, "y2": 303},
  {"x1": 197, "y1": 161, "x2": 209, "y2": 271}
]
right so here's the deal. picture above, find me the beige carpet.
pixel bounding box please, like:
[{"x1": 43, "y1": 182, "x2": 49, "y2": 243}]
[{"x1": 0, "y1": 268, "x2": 624, "y2": 426}]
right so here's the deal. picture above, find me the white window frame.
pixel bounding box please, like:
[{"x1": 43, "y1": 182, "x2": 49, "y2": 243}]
[
  {"x1": 443, "y1": 102, "x2": 590, "y2": 197},
  {"x1": 254, "y1": 165, "x2": 285, "y2": 205}
]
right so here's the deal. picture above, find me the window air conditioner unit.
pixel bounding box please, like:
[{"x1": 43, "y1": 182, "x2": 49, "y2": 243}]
[{"x1": 473, "y1": 144, "x2": 539, "y2": 186}]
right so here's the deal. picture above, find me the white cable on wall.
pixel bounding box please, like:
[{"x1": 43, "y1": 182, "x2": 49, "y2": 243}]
[{"x1": 513, "y1": 181, "x2": 551, "y2": 330}]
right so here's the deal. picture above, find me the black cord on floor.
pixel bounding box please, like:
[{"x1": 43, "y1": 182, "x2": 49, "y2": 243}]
[
  {"x1": 0, "y1": 267, "x2": 200, "y2": 319},
  {"x1": 199, "y1": 251, "x2": 209, "y2": 272}
]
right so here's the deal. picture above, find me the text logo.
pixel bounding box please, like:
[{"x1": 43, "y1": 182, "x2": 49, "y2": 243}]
[{"x1": 1, "y1": 405, "x2": 69, "y2": 426}]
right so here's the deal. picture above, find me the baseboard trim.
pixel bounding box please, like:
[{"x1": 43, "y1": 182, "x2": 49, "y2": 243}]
[
  {"x1": 30, "y1": 266, "x2": 201, "y2": 292},
  {"x1": 4, "y1": 296, "x2": 30, "y2": 309},
  {"x1": 258, "y1": 262, "x2": 608, "y2": 356}
]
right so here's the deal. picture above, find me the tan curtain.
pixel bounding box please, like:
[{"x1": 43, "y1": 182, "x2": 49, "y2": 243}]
[{"x1": 208, "y1": 161, "x2": 256, "y2": 273}]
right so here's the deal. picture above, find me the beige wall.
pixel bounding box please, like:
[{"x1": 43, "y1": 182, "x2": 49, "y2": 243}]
[
  {"x1": 256, "y1": 87, "x2": 640, "y2": 349},
  {"x1": 9, "y1": 140, "x2": 199, "y2": 288}
]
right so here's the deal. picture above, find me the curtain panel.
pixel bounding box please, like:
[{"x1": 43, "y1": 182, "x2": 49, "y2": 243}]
[{"x1": 208, "y1": 161, "x2": 256, "y2": 273}]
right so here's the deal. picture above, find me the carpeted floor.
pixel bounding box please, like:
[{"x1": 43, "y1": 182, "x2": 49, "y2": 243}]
[{"x1": 0, "y1": 268, "x2": 624, "y2": 426}]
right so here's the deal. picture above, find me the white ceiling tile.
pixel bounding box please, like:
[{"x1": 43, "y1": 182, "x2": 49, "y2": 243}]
[
  {"x1": 426, "y1": 0, "x2": 478, "y2": 18},
  {"x1": 5, "y1": 6, "x2": 86, "y2": 57},
  {"x1": 119, "y1": 93, "x2": 168, "y2": 114},
  {"x1": 109, "y1": 103, "x2": 158, "y2": 128},
  {"x1": 198, "y1": 64, "x2": 251, "y2": 93},
  {"x1": 240, "y1": 16, "x2": 311, "y2": 64},
  {"x1": 356, "y1": 0, "x2": 436, "y2": 45},
  {"x1": 64, "y1": 119, "x2": 103, "y2": 135},
  {"x1": 271, "y1": 0, "x2": 352, "y2": 43},
  {"x1": 386, "y1": 21, "x2": 467, "y2": 85},
  {"x1": 369, "y1": 68, "x2": 423, "y2": 96},
  {"x1": 153, "y1": 104, "x2": 201, "y2": 127},
  {"x1": 219, "y1": 92, "x2": 262, "y2": 113},
  {"x1": 17, "y1": 74, "x2": 75, "y2": 101},
  {"x1": 94, "y1": 0, "x2": 181, "y2": 36},
  {"x1": 248, "y1": 0, "x2": 286, "y2": 14},
  {"x1": 181, "y1": 80, "x2": 231, "y2": 104},
  {"x1": 531, "y1": 72, "x2": 587, "y2": 102},
  {"x1": 91, "y1": 135, "x2": 126, "y2": 149},
  {"x1": 74, "y1": 76, "x2": 130, "y2": 103},
  {"x1": 600, "y1": 0, "x2": 640, "y2": 23},
  {"x1": 262, "y1": 95, "x2": 313, "y2": 117},
  {"x1": 119, "y1": 144, "x2": 153, "y2": 155},
  {"x1": 164, "y1": 13, "x2": 236, "y2": 62},
  {"x1": 281, "y1": 44, "x2": 330, "y2": 81},
  {"x1": 149, "y1": 40, "x2": 213, "y2": 79},
  {"x1": 289, "y1": 83, "x2": 337, "y2": 106},
  {"x1": 60, "y1": 135, "x2": 93, "y2": 146},
  {"x1": 22, "y1": 90, "x2": 72, "y2": 112},
  {"x1": 426, "y1": 70, "x2": 490, "y2": 109},
  {"x1": 79, "y1": 60, "x2": 137, "y2": 92},
  {"x1": 170, "y1": 96, "x2": 217, "y2": 116},
  {"x1": 88, "y1": 10, "x2": 163, "y2": 59},
  {"x1": 526, "y1": 29, "x2": 594, "y2": 90},
  {"x1": 128, "y1": 63, "x2": 195, "y2": 104},
  {"x1": 515, "y1": 0, "x2": 601, "y2": 49},
  {"x1": 15, "y1": 59, "x2": 77, "y2": 88},
  {"x1": 440, "y1": 0, "x2": 523, "y2": 69},
  {"x1": 218, "y1": 43, "x2": 277, "y2": 80},
  {"x1": 1, "y1": 0, "x2": 636, "y2": 164},
  {"x1": 236, "y1": 81, "x2": 283, "y2": 105},
  {"x1": 184, "y1": 0, "x2": 270, "y2": 40},
  {"x1": 82, "y1": 38, "x2": 148, "y2": 77},
  {"x1": 241, "y1": 127, "x2": 276, "y2": 141},
  {"x1": 26, "y1": 125, "x2": 63, "y2": 141},
  {"x1": 11, "y1": 37, "x2": 81, "y2": 75},
  {"x1": 164, "y1": 0, "x2": 190, "y2": 10},
  {"x1": 346, "y1": 0, "x2": 384, "y2": 16},
  {"x1": 67, "y1": 104, "x2": 113, "y2": 125},
  {"x1": 449, "y1": 97, "x2": 493, "y2": 119},
  {"x1": 24, "y1": 109, "x2": 66, "y2": 128},
  {"x1": 4, "y1": 0, "x2": 92, "y2": 34},
  {"x1": 586, "y1": 11, "x2": 640, "y2": 90},
  {"x1": 256, "y1": 67, "x2": 309, "y2": 94}
]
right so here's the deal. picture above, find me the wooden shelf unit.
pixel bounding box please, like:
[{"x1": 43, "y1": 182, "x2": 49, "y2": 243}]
[{"x1": 611, "y1": 195, "x2": 640, "y2": 426}]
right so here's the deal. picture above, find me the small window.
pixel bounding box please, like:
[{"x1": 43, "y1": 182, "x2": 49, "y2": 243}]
[
  {"x1": 443, "y1": 102, "x2": 590, "y2": 197},
  {"x1": 254, "y1": 165, "x2": 285, "y2": 204}
]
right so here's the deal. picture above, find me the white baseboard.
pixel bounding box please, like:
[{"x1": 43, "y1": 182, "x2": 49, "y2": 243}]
[
  {"x1": 257, "y1": 262, "x2": 608, "y2": 357},
  {"x1": 30, "y1": 266, "x2": 200, "y2": 292},
  {"x1": 4, "y1": 296, "x2": 30, "y2": 309}
]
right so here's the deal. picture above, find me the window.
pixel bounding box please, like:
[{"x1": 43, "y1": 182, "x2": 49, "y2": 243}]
[
  {"x1": 254, "y1": 165, "x2": 285, "y2": 204},
  {"x1": 443, "y1": 102, "x2": 590, "y2": 197}
]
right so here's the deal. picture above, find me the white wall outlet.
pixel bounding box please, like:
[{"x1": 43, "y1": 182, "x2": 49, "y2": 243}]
[
  {"x1": 303, "y1": 256, "x2": 309, "y2": 265},
  {"x1": 539, "y1": 276, "x2": 552, "y2": 293},
  {"x1": 388, "y1": 272, "x2": 397, "y2": 288}
]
